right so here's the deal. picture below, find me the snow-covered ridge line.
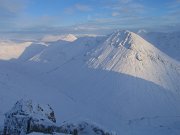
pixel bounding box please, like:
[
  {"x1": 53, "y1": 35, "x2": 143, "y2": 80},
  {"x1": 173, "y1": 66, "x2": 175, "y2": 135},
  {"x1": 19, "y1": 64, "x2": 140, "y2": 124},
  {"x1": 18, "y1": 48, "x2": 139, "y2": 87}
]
[
  {"x1": 41, "y1": 34, "x2": 77, "y2": 42},
  {"x1": 0, "y1": 41, "x2": 32, "y2": 60}
]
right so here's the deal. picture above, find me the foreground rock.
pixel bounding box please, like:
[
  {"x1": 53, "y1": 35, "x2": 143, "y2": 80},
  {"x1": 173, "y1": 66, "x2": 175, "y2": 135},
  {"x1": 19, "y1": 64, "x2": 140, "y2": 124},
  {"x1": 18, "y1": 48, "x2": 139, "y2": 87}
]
[
  {"x1": 3, "y1": 100, "x2": 116, "y2": 135},
  {"x1": 58, "y1": 121, "x2": 117, "y2": 135},
  {"x1": 3, "y1": 99, "x2": 56, "y2": 135}
]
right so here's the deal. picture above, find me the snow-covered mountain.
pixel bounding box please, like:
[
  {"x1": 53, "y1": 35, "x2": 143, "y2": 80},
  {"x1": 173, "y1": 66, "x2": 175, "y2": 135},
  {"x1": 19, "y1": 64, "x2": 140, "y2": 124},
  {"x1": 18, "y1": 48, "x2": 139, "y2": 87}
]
[
  {"x1": 0, "y1": 30, "x2": 180, "y2": 135},
  {"x1": 88, "y1": 30, "x2": 180, "y2": 91},
  {"x1": 41, "y1": 34, "x2": 77, "y2": 42},
  {"x1": 29, "y1": 36, "x2": 104, "y2": 64}
]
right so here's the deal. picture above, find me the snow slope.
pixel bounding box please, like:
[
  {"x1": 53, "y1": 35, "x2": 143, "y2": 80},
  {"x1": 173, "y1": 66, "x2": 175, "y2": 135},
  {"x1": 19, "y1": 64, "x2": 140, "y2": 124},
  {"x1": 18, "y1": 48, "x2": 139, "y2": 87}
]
[
  {"x1": 0, "y1": 30, "x2": 180, "y2": 135},
  {"x1": 139, "y1": 31, "x2": 180, "y2": 61},
  {"x1": 0, "y1": 41, "x2": 32, "y2": 60}
]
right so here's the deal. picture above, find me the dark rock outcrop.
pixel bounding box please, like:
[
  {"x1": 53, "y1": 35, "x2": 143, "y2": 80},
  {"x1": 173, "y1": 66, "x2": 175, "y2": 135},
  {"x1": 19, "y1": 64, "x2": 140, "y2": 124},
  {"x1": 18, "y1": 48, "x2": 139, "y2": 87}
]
[
  {"x1": 3, "y1": 99, "x2": 56, "y2": 135},
  {"x1": 3, "y1": 100, "x2": 117, "y2": 135},
  {"x1": 58, "y1": 121, "x2": 117, "y2": 135}
]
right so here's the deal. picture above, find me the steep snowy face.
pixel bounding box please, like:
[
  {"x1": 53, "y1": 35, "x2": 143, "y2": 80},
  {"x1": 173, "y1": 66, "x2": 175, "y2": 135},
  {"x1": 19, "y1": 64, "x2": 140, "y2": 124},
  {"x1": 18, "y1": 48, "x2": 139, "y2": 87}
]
[{"x1": 88, "y1": 30, "x2": 180, "y2": 91}]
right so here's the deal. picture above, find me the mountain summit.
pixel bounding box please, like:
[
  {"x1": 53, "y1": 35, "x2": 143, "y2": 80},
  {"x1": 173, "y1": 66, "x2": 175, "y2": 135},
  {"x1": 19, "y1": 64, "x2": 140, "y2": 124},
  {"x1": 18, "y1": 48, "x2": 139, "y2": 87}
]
[{"x1": 88, "y1": 30, "x2": 180, "y2": 91}]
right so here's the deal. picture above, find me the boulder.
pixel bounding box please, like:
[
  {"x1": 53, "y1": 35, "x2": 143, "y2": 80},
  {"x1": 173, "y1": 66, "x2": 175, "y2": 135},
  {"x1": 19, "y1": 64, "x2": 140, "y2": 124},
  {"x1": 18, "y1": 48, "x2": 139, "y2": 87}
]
[
  {"x1": 3, "y1": 99, "x2": 56, "y2": 135},
  {"x1": 3, "y1": 100, "x2": 116, "y2": 135}
]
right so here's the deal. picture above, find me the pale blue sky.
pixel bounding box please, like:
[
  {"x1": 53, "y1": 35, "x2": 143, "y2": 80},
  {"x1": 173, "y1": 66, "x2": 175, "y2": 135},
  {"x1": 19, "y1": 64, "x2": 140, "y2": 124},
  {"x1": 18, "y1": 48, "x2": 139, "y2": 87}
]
[{"x1": 0, "y1": 0, "x2": 180, "y2": 35}]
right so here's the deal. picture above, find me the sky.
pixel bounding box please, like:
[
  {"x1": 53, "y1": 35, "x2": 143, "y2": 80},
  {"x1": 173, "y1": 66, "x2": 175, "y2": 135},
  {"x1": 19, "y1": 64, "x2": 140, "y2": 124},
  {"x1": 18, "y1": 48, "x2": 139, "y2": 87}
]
[{"x1": 0, "y1": 0, "x2": 180, "y2": 38}]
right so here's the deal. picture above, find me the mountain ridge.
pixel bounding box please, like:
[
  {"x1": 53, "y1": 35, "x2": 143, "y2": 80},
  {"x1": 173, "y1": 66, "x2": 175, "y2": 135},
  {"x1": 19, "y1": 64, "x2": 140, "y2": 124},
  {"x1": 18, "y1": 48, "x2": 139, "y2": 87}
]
[{"x1": 0, "y1": 30, "x2": 180, "y2": 135}]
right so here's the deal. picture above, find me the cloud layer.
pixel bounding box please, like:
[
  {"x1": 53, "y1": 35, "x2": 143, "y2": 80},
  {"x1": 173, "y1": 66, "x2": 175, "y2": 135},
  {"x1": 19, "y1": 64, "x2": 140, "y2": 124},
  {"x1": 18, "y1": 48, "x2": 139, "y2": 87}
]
[{"x1": 0, "y1": 0, "x2": 180, "y2": 38}]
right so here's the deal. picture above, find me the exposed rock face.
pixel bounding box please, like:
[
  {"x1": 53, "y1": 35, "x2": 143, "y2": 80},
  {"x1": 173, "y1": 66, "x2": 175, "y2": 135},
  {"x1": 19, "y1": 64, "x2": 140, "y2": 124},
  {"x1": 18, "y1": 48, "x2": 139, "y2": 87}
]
[
  {"x1": 3, "y1": 99, "x2": 56, "y2": 135},
  {"x1": 3, "y1": 100, "x2": 117, "y2": 135},
  {"x1": 58, "y1": 121, "x2": 117, "y2": 135}
]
